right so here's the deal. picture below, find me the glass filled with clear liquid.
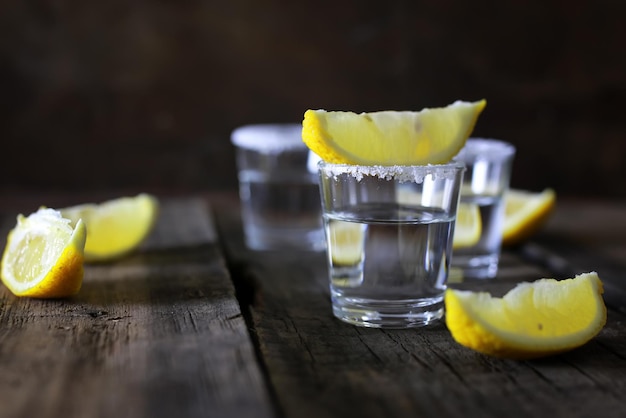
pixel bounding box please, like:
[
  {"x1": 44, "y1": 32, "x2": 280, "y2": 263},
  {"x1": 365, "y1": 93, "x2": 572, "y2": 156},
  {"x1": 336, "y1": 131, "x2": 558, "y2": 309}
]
[
  {"x1": 231, "y1": 124, "x2": 325, "y2": 251},
  {"x1": 318, "y1": 161, "x2": 465, "y2": 328},
  {"x1": 451, "y1": 139, "x2": 515, "y2": 279}
]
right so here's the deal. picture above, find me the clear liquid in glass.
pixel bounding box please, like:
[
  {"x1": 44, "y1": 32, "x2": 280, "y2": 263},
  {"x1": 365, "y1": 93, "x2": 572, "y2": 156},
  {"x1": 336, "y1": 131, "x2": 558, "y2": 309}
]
[
  {"x1": 451, "y1": 194, "x2": 504, "y2": 279},
  {"x1": 324, "y1": 202, "x2": 454, "y2": 328},
  {"x1": 239, "y1": 169, "x2": 325, "y2": 251}
]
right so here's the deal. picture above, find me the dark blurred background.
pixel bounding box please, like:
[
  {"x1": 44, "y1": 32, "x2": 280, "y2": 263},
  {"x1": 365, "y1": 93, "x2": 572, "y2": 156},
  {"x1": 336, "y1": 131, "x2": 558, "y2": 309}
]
[{"x1": 1, "y1": 0, "x2": 624, "y2": 200}]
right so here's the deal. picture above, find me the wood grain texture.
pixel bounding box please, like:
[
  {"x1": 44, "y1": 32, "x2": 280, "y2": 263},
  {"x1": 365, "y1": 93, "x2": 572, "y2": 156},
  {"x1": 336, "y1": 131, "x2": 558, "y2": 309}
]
[
  {"x1": 0, "y1": 197, "x2": 274, "y2": 418},
  {"x1": 2, "y1": 194, "x2": 625, "y2": 418},
  {"x1": 214, "y1": 197, "x2": 626, "y2": 418}
]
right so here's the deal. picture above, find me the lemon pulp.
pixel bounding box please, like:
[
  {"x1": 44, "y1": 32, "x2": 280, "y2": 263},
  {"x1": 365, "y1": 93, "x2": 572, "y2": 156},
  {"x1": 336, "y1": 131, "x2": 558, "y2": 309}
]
[
  {"x1": 502, "y1": 188, "x2": 556, "y2": 246},
  {"x1": 1, "y1": 208, "x2": 86, "y2": 298},
  {"x1": 60, "y1": 194, "x2": 158, "y2": 262}
]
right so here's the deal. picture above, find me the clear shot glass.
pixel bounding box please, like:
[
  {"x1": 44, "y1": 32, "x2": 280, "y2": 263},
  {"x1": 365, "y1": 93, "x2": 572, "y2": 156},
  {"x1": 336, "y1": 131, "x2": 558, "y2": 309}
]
[
  {"x1": 231, "y1": 124, "x2": 325, "y2": 251},
  {"x1": 451, "y1": 138, "x2": 516, "y2": 279},
  {"x1": 318, "y1": 161, "x2": 465, "y2": 328}
]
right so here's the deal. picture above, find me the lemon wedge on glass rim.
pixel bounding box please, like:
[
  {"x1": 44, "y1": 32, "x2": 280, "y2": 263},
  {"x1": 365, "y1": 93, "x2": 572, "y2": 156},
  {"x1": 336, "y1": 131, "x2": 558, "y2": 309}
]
[
  {"x1": 444, "y1": 272, "x2": 606, "y2": 359},
  {"x1": 302, "y1": 100, "x2": 486, "y2": 165},
  {"x1": 1, "y1": 208, "x2": 86, "y2": 298},
  {"x1": 60, "y1": 194, "x2": 159, "y2": 262}
]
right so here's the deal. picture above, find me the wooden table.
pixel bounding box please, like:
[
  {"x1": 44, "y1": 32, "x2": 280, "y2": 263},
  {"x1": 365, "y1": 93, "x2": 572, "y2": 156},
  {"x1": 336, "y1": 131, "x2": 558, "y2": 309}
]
[{"x1": 1, "y1": 193, "x2": 625, "y2": 418}]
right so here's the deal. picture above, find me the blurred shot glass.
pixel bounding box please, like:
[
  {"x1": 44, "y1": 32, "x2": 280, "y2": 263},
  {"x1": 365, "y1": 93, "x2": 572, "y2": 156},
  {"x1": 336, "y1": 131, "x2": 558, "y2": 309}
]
[
  {"x1": 230, "y1": 123, "x2": 325, "y2": 251},
  {"x1": 451, "y1": 138, "x2": 516, "y2": 279}
]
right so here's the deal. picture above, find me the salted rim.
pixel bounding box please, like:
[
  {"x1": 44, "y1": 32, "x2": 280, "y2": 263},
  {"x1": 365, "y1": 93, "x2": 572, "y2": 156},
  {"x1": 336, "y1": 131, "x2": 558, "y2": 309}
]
[
  {"x1": 230, "y1": 123, "x2": 306, "y2": 152},
  {"x1": 455, "y1": 138, "x2": 516, "y2": 162},
  {"x1": 318, "y1": 160, "x2": 465, "y2": 183}
]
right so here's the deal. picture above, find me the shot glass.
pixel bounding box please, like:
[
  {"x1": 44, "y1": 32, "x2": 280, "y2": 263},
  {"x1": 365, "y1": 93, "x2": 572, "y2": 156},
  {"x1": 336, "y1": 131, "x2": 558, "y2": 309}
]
[
  {"x1": 318, "y1": 161, "x2": 465, "y2": 328},
  {"x1": 231, "y1": 123, "x2": 325, "y2": 251},
  {"x1": 451, "y1": 138, "x2": 516, "y2": 279}
]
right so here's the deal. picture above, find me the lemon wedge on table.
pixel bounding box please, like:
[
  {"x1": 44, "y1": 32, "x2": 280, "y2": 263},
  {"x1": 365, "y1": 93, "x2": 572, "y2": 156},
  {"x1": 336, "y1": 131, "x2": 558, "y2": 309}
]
[
  {"x1": 1, "y1": 208, "x2": 86, "y2": 298},
  {"x1": 453, "y1": 203, "x2": 482, "y2": 249},
  {"x1": 302, "y1": 100, "x2": 486, "y2": 165},
  {"x1": 444, "y1": 272, "x2": 606, "y2": 359},
  {"x1": 60, "y1": 194, "x2": 159, "y2": 262},
  {"x1": 503, "y1": 188, "x2": 556, "y2": 246}
]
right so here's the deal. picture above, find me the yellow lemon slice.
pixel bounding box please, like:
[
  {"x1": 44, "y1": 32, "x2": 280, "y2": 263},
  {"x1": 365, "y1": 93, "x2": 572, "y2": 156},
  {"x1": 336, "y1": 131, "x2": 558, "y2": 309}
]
[
  {"x1": 502, "y1": 188, "x2": 556, "y2": 246},
  {"x1": 1, "y1": 208, "x2": 86, "y2": 298},
  {"x1": 302, "y1": 100, "x2": 486, "y2": 165},
  {"x1": 60, "y1": 194, "x2": 159, "y2": 262},
  {"x1": 453, "y1": 203, "x2": 482, "y2": 249},
  {"x1": 328, "y1": 222, "x2": 365, "y2": 266},
  {"x1": 444, "y1": 272, "x2": 606, "y2": 359}
]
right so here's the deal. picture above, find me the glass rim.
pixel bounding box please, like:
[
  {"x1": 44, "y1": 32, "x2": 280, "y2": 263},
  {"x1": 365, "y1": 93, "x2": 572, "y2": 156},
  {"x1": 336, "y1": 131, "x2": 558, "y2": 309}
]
[
  {"x1": 318, "y1": 159, "x2": 465, "y2": 183},
  {"x1": 459, "y1": 138, "x2": 516, "y2": 159},
  {"x1": 318, "y1": 159, "x2": 465, "y2": 170},
  {"x1": 230, "y1": 123, "x2": 305, "y2": 152}
]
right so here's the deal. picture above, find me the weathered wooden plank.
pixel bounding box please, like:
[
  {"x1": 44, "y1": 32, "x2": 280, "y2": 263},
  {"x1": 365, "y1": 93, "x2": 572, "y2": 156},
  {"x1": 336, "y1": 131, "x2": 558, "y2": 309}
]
[
  {"x1": 0, "y1": 197, "x2": 275, "y2": 418},
  {"x1": 214, "y1": 199, "x2": 626, "y2": 418}
]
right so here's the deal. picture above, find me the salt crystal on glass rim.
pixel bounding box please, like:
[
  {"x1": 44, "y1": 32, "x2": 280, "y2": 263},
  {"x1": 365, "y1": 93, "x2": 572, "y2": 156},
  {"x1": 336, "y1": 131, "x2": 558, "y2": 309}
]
[
  {"x1": 230, "y1": 124, "x2": 306, "y2": 153},
  {"x1": 319, "y1": 161, "x2": 466, "y2": 184}
]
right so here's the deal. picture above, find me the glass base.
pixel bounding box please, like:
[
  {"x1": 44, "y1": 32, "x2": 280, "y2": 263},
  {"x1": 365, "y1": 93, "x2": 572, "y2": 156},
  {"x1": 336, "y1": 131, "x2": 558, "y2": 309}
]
[
  {"x1": 331, "y1": 294, "x2": 444, "y2": 329},
  {"x1": 451, "y1": 254, "x2": 499, "y2": 280}
]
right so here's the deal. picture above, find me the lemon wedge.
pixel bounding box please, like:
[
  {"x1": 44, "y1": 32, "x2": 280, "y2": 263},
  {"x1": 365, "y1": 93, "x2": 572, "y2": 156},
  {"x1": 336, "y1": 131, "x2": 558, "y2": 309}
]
[
  {"x1": 502, "y1": 188, "x2": 556, "y2": 246},
  {"x1": 1, "y1": 208, "x2": 86, "y2": 298},
  {"x1": 60, "y1": 194, "x2": 159, "y2": 262},
  {"x1": 444, "y1": 272, "x2": 606, "y2": 359},
  {"x1": 453, "y1": 203, "x2": 482, "y2": 249},
  {"x1": 302, "y1": 100, "x2": 486, "y2": 165},
  {"x1": 328, "y1": 222, "x2": 365, "y2": 266}
]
